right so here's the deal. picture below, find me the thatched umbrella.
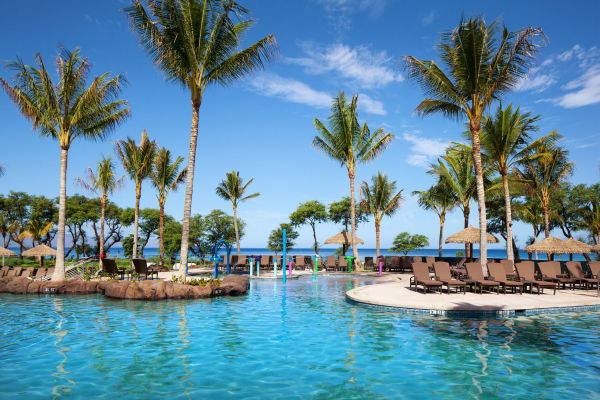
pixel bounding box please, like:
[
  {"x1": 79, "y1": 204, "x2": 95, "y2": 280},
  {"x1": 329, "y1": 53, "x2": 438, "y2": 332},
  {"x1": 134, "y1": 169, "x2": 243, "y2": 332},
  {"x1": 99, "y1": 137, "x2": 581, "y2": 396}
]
[
  {"x1": 0, "y1": 246, "x2": 16, "y2": 266},
  {"x1": 562, "y1": 238, "x2": 592, "y2": 254},
  {"x1": 445, "y1": 226, "x2": 498, "y2": 259},
  {"x1": 525, "y1": 237, "x2": 568, "y2": 260},
  {"x1": 324, "y1": 231, "x2": 365, "y2": 246},
  {"x1": 22, "y1": 244, "x2": 57, "y2": 267},
  {"x1": 592, "y1": 243, "x2": 600, "y2": 252}
]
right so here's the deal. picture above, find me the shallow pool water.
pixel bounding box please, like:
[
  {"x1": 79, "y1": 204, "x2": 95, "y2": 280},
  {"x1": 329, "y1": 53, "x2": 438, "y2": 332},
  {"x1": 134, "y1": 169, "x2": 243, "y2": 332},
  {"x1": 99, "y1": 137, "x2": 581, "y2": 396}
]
[{"x1": 1, "y1": 276, "x2": 599, "y2": 399}]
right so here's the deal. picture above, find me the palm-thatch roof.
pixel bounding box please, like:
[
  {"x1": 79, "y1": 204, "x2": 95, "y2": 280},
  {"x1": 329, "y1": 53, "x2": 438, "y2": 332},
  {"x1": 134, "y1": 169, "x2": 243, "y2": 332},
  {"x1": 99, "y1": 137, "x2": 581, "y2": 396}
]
[
  {"x1": 525, "y1": 237, "x2": 568, "y2": 254},
  {"x1": 445, "y1": 226, "x2": 498, "y2": 244},
  {"x1": 21, "y1": 244, "x2": 57, "y2": 257},
  {"x1": 324, "y1": 231, "x2": 364, "y2": 245},
  {"x1": 0, "y1": 247, "x2": 16, "y2": 257},
  {"x1": 562, "y1": 238, "x2": 592, "y2": 254},
  {"x1": 592, "y1": 243, "x2": 600, "y2": 252}
]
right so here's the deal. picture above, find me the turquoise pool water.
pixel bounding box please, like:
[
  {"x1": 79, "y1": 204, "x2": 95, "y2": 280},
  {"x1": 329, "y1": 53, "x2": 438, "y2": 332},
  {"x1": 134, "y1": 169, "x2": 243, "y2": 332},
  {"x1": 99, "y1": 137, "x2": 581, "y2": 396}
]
[{"x1": 1, "y1": 276, "x2": 599, "y2": 399}]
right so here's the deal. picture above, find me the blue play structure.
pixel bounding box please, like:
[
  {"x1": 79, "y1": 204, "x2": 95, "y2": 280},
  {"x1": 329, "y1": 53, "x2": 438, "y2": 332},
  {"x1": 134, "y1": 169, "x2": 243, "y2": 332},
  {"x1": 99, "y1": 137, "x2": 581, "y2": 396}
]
[{"x1": 211, "y1": 240, "x2": 232, "y2": 278}]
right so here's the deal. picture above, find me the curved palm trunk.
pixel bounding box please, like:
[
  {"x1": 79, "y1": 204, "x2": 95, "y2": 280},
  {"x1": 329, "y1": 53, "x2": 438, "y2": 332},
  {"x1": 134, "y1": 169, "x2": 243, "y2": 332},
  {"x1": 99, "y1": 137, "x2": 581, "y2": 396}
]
[
  {"x1": 99, "y1": 193, "x2": 106, "y2": 269},
  {"x1": 543, "y1": 202, "x2": 551, "y2": 238},
  {"x1": 158, "y1": 196, "x2": 165, "y2": 267},
  {"x1": 463, "y1": 204, "x2": 470, "y2": 258},
  {"x1": 233, "y1": 205, "x2": 240, "y2": 256},
  {"x1": 438, "y1": 215, "x2": 445, "y2": 258},
  {"x1": 311, "y1": 223, "x2": 319, "y2": 255},
  {"x1": 348, "y1": 166, "x2": 361, "y2": 271},
  {"x1": 53, "y1": 148, "x2": 68, "y2": 281},
  {"x1": 502, "y1": 173, "x2": 514, "y2": 261},
  {"x1": 375, "y1": 218, "x2": 381, "y2": 258},
  {"x1": 471, "y1": 127, "x2": 489, "y2": 275},
  {"x1": 133, "y1": 182, "x2": 141, "y2": 259},
  {"x1": 179, "y1": 102, "x2": 201, "y2": 279}
]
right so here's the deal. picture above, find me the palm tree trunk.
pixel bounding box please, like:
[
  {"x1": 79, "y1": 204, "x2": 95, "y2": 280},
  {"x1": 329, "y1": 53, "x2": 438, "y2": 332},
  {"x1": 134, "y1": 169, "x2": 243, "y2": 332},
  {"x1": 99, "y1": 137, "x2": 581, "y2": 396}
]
[
  {"x1": 543, "y1": 202, "x2": 550, "y2": 238},
  {"x1": 502, "y1": 173, "x2": 514, "y2": 261},
  {"x1": 311, "y1": 223, "x2": 319, "y2": 255},
  {"x1": 133, "y1": 182, "x2": 141, "y2": 259},
  {"x1": 375, "y1": 218, "x2": 381, "y2": 258},
  {"x1": 99, "y1": 193, "x2": 106, "y2": 269},
  {"x1": 348, "y1": 165, "x2": 361, "y2": 271},
  {"x1": 53, "y1": 148, "x2": 68, "y2": 281},
  {"x1": 463, "y1": 204, "x2": 470, "y2": 258},
  {"x1": 233, "y1": 205, "x2": 240, "y2": 256},
  {"x1": 438, "y1": 217, "x2": 444, "y2": 258},
  {"x1": 159, "y1": 196, "x2": 165, "y2": 267},
  {"x1": 179, "y1": 101, "x2": 201, "y2": 279},
  {"x1": 471, "y1": 126, "x2": 489, "y2": 275}
]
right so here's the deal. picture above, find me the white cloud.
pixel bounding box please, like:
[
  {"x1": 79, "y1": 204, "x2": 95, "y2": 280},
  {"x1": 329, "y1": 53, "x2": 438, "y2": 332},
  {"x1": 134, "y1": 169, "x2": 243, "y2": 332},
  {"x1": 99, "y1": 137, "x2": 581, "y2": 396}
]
[
  {"x1": 316, "y1": 0, "x2": 387, "y2": 33},
  {"x1": 422, "y1": 10, "x2": 436, "y2": 26},
  {"x1": 287, "y1": 43, "x2": 403, "y2": 88},
  {"x1": 515, "y1": 67, "x2": 556, "y2": 93},
  {"x1": 402, "y1": 132, "x2": 449, "y2": 168},
  {"x1": 553, "y1": 65, "x2": 600, "y2": 108},
  {"x1": 248, "y1": 74, "x2": 387, "y2": 115}
]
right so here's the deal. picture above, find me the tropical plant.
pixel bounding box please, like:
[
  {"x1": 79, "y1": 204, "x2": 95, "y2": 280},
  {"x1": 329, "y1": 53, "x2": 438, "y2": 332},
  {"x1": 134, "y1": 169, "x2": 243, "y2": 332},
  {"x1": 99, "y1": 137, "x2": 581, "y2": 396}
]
[
  {"x1": 215, "y1": 171, "x2": 259, "y2": 256},
  {"x1": 515, "y1": 142, "x2": 573, "y2": 237},
  {"x1": 390, "y1": 232, "x2": 429, "y2": 255},
  {"x1": 0, "y1": 48, "x2": 129, "y2": 280},
  {"x1": 115, "y1": 130, "x2": 156, "y2": 258},
  {"x1": 405, "y1": 17, "x2": 543, "y2": 268},
  {"x1": 126, "y1": 0, "x2": 276, "y2": 279},
  {"x1": 267, "y1": 223, "x2": 299, "y2": 256},
  {"x1": 360, "y1": 172, "x2": 403, "y2": 258},
  {"x1": 289, "y1": 201, "x2": 328, "y2": 255},
  {"x1": 76, "y1": 156, "x2": 123, "y2": 264},
  {"x1": 313, "y1": 92, "x2": 393, "y2": 269},
  {"x1": 328, "y1": 197, "x2": 368, "y2": 233},
  {"x1": 413, "y1": 180, "x2": 458, "y2": 258},
  {"x1": 150, "y1": 147, "x2": 186, "y2": 265}
]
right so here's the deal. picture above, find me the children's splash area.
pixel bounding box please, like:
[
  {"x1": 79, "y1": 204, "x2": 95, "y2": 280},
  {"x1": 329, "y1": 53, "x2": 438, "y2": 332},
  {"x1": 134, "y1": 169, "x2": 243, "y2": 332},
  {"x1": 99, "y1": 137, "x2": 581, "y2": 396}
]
[{"x1": 2, "y1": 274, "x2": 599, "y2": 399}]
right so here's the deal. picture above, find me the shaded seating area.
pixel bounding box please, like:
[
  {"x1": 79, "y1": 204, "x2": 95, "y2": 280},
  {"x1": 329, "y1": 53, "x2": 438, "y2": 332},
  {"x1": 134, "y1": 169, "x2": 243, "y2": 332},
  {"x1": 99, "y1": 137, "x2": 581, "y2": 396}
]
[
  {"x1": 539, "y1": 261, "x2": 576, "y2": 290},
  {"x1": 465, "y1": 262, "x2": 501, "y2": 294},
  {"x1": 410, "y1": 262, "x2": 443, "y2": 294},
  {"x1": 515, "y1": 261, "x2": 556, "y2": 295},
  {"x1": 433, "y1": 261, "x2": 466, "y2": 294},
  {"x1": 488, "y1": 263, "x2": 523, "y2": 294},
  {"x1": 565, "y1": 261, "x2": 598, "y2": 289}
]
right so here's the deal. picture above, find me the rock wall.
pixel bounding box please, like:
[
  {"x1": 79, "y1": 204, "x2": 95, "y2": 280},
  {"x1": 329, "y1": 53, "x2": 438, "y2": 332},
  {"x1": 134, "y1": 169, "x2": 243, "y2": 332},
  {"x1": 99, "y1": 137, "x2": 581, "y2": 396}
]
[{"x1": 0, "y1": 275, "x2": 249, "y2": 300}]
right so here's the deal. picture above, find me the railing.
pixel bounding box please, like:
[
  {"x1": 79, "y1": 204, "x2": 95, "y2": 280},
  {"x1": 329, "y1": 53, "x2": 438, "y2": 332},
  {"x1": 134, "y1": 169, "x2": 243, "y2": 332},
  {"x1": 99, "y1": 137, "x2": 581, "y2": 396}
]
[{"x1": 65, "y1": 257, "x2": 98, "y2": 280}]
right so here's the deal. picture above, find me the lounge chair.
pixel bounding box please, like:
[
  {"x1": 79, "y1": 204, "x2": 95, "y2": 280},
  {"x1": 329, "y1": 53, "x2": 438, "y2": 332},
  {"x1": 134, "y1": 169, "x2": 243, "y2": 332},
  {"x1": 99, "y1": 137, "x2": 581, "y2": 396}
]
[
  {"x1": 33, "y1": 267, "x2": 46, "y2": 279},
  {"x1": 364, "y1": 256, "x2": 374, "y2": 271},
  {"x1": 425, "y1": 256, "x2": 435, "y2": 267},
  {"x1": 21, "y1": 268, "x2": 33, "y2": 279},
  {"x1": 433, "y1": 261, "x2": 466, "y2": 294},
  {"x1": 338, "y1": 256, "x2": 348, "y2": 272},
  {"x1": 259, "y1": 255, "x2": 270, "y2": 271},
  {"x1": 465, "y1": 262, "x2": 501, "y2": 294},
  {"x1": 411, "y1": 256, "x2": 423, "y2": 263},
  {"x1": 498, "y1": 259, "x2": 517, "y2": 279},
  {"x1": 588, "y1": 261, "x2": 600, "y2": 279},
  {"x1": 271, "y1": 256, "x2": 282, "y2": 270},
  {"x1": 6, "y1": 267, "x2": 23, "y2": 278},
  {"x1": 101, "y1": 258, "x2": 127, "y2": 280},
  {"x1": 565, "y1": 261, "x2": 598, "y2": 289},
  {"x1": 325, "y1": 255, "x2": 337, "y2": 272},
  {"x1": 539, "y1": 261, "x2": 575, "y2": 290},
  {"x1": 390, "y1": 256, "x2": 401, "y2": 272},
  {"x1": 132, "y1": 258, "x2": 159, "y2": 280},
  {"x1": 488, "y1": 263, "x2": 523, "y2": 294},
  {"x1": 42, "y1": 268, "x2": 54, "y2": 281},
  {"x1": 411, "y1": 262, "x2": 443, "y2": 294},
  {"x1": 236, "y1": 255, "x2": 247, "y2": 272},
  {"x1": 230, "y1": 255, "x2": 239, "y2": 271},
  {"x1": 514, "y1": 261, "x2": 556, "y2": 295},
  {"x1": 295, "y1": 255, "x2": 306, "y2": 270}
]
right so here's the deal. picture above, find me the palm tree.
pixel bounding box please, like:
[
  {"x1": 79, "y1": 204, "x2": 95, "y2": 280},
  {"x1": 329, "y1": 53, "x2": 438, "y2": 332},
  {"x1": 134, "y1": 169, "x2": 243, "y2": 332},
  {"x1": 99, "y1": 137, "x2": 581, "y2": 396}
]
[
  {"x1": 0, "y1": 49, "x2": 129, "y2": 280},
  {"x1": 313, "y1": 92, "x2": 393, "y2": 269},
  {"x1": 115, "y1": 131, "x2": 156, "y2": 258},
  {"x1": 515, "y1": 141, "x2": 573, "y2": 237},
  {"x1": 360, "y1": 172, "x2": 403, "y2": 258},
  {"x1": 430, "y1": 144, "x2": 477, "y2": 257},
  {"x1": 413, "y1": 180, "x2": 458, "y2": 258},
  {"x1": 150, "y1": 148, "x2": 186, "y2": 266},
  {"x1": 76, "y1": 156, "x2": 123, "y2": 265},
  {"x1": 126, "y1": 0, "x2": 276, "y2": 278},
  {"x1": 215, "y1": 171, "x2": 259, "y2": 256},
  {"x1": 405, "y1": 17, "x2": 543, "y2": 268}
]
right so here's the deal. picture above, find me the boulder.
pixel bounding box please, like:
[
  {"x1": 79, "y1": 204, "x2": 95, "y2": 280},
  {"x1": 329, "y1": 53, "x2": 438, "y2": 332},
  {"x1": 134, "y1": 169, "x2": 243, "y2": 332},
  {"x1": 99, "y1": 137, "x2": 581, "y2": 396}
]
[
  {"x1": 138, "y1": 280, "x2": 167, "y2": 300},
  {"x1": 0, "y1": 277, "x2": 12, "y2": 292},
  {"x1": 40, "y1": 280, "x2": 67, "y2": 294},
  {"x1": 61, "y1": 280, "x2": 98, "y2": 294},
  {"x1": 27, "y1": 280, "x2": 44, "y2": 294},
  {"x1": 219, "y1": 275, "x2": 249, "y2": 296},
  {"x1": 6, "y1": 277, "x2": 31, "y2": 294},
  {"x1": 190, "y1": 284, "x2": 213, "y2": 298},
  {"x1": 167, "y1": 283, "x2": 195, "y2": 299},
  {"x1": 102, "y1": 280, "x2": 130, "y2": 299}
]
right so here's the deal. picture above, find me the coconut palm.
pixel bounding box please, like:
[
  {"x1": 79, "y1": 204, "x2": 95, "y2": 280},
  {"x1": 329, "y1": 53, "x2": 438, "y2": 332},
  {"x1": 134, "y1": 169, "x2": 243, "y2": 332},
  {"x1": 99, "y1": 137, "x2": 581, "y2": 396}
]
[
  {"x1": 115, "y1": 131, "x2": 156, "y2": 258},
  {"x1": 215, "y1": 171, "x2": 259, "y2": 256},
  {"x1": 150, "y1": 148, "x2": 186, "y2": 266},
  {"x1": 313, "y1": 92, "x2": 393, "y2": 269},
  {"x1": 480, "y1": 104, "x2": 555, "y2": 260},
  {"x1": 76, "y1": 156, "x2": 123, "y2": 265},
  {"x1": 413, "y1": 180, "x2": 459, "y2": 258},
  {"x1": 405, "y1": 17, "x2": 543, "y2": 268},
  {"x1": 515, "y1": 141, "x2": 573, "y2": 238},
  {"x1": 0, "y1": 49, "x2": 129, "y2": 280},
  {"x1": 126, "y1": 0, "x2": 276, "y2": 278},
  {"x1": 360, "y1": 172, "x2": 403, "y2": 258}
]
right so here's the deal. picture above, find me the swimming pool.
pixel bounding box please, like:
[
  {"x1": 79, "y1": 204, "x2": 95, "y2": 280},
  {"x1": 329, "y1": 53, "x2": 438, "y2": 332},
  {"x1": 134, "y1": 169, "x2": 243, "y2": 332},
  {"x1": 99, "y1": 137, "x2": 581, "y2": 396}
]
[{"x1": 1, "y1": 276, "x2": 599, "y2": 399}]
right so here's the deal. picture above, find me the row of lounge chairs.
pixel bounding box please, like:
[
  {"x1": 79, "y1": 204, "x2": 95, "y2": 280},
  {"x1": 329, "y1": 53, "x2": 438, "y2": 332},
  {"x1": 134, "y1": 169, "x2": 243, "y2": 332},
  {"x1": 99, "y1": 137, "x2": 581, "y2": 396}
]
[
  {"x1": 100, "y1": 258, "x2": 159, "y2": 280},
  {"x1": 411, "y1": 260, "x2": 600, "y2": 294},
  {"x1": 0, "y1": 266, "x2": 54, "y2": 280}
]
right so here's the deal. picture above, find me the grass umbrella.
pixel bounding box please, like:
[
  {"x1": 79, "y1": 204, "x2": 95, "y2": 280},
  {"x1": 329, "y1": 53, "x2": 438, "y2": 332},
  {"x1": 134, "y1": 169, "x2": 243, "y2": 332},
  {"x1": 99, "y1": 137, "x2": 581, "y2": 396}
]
[
  {"x1": 445, "y1": 226, "x2": 498, "y2": 261},
  {"x1": 0, "y1": 246, "x2": 16, "y2": 266},
  {"x1": 22, "y1": 244, "x2": 57, "y2": 267}
]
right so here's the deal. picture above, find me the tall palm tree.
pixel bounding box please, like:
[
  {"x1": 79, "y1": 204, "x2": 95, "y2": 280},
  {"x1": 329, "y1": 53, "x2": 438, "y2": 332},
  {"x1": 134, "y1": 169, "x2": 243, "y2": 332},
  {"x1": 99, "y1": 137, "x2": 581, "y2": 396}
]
[
  {"x1": 515, "y1": 142, "x2": 573, "y2": 237},
  {"x1": 126, "y1": 0, "x2": 276, "y2": 278},
  {"x1": 430, "y1": 144, "x2": 477, "y2": 257},
  {"x1": 480, "y1": 104, "x2": 553, "y2": 260},
  {"x1": 413, "y1": 180, "x2": 458, "y2": 258},
  {"x1": 150, "y1": 148, "x2": 186, "y2": 266},
  {"x1": 360, "y1": 172, "x2": 403, "y2": 258},
  {"x1": 313, "y1": 92, "x2": 393, "y2": 269},
  {"x1": 0, "y1": 49, "x2": 129, "y2": 280},
  {"x1": 76, "y1": 156, "x2": 123, "y2": 265},
  {"x1": 215, "y1": 171, "x2": 259, "y2": 256},
  {"x1": 405, "y1": 17, "x2": 543, "y2": 268},
  {"x1": 115, "y1": 131, "x2": 156, "y2": 258}
]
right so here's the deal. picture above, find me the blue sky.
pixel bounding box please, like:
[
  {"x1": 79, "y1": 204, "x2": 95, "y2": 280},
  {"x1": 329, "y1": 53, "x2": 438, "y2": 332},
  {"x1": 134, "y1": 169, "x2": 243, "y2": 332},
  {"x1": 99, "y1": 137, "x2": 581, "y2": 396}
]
[{"x1": 1, "y1": 0, "x2": 599, "y2": 250}]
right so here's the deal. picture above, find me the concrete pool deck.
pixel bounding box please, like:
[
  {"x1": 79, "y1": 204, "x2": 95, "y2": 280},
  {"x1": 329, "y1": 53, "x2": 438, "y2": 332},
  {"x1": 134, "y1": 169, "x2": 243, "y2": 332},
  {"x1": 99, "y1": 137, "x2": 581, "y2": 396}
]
[{"x1": 346, "y1": 274, "x2": 600, "y2": 315}]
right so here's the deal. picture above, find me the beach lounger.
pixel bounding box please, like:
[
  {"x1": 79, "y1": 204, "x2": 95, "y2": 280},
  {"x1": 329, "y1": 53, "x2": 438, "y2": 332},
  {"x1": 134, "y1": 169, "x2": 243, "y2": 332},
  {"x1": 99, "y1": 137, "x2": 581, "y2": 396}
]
[
  {"x1": 425, "y1": 256, "x2": 435, "y2": 267},
  {"x1": 132, "y1": 258, "x2": 159, "y2": 280},
  {"x1": 236, "y1": 255, "x2": 247, "y2": 272},
  {"x1": 338, "y1": 256, "x2": 348, "y2": 272},
  {"x1": 42, "y1": 268, "x2": 54, "y2": 281},
  {"x1": 488, "y1": 263, "x2": 523, "y2": 294},
  {"x1": 498, "y1": 259, "x2": 517, "y2": 279},
  {"x1": 465, "y1": 263, "x2": 500, "y2": 294},
  {"x1": 390, "y1": 256, "x2": 401, "y2": 272},
  {"x1": 33, "y1": 267, "x2": 46, "y2": 279},
  {"x1": 230, "y1": 255, "x2": 238, "y2": 270},
  {"x1": 433, "y1": 261, "x2": 466, "y2": 294},
  {"x1": 325, "y1": 255, "x2": 336, "y2": 272},
  {"x1": 295, "y1": 255, "x2": 306, "y2": 270},
  {"x1": 411, "y1": 256, "x2": 423, "y2": 263},
  {"x1": 364, "y1": 256, "x2": 374, "y2": 271},
  {"x1": 565, "y1": 261, "x2": 598, "y2": 289},
  {"x1": 514, "y1": 261, "x2": 556, "y2": 294},
  {"x1": 259, "y1": 255, "x2": 270, "y2": 271},
  {"x1": 410, "y1": 262, "x2": 443, "y2": 294},
  {"x1": 539, "y1": 261, "x2": 575, "y2": 290},
  {"x1": 588, "y1": 262, "x2": 600, "y2": 279},
  {"x1": 101, "y1": 258, "x2": 127, "y2": 280}
]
